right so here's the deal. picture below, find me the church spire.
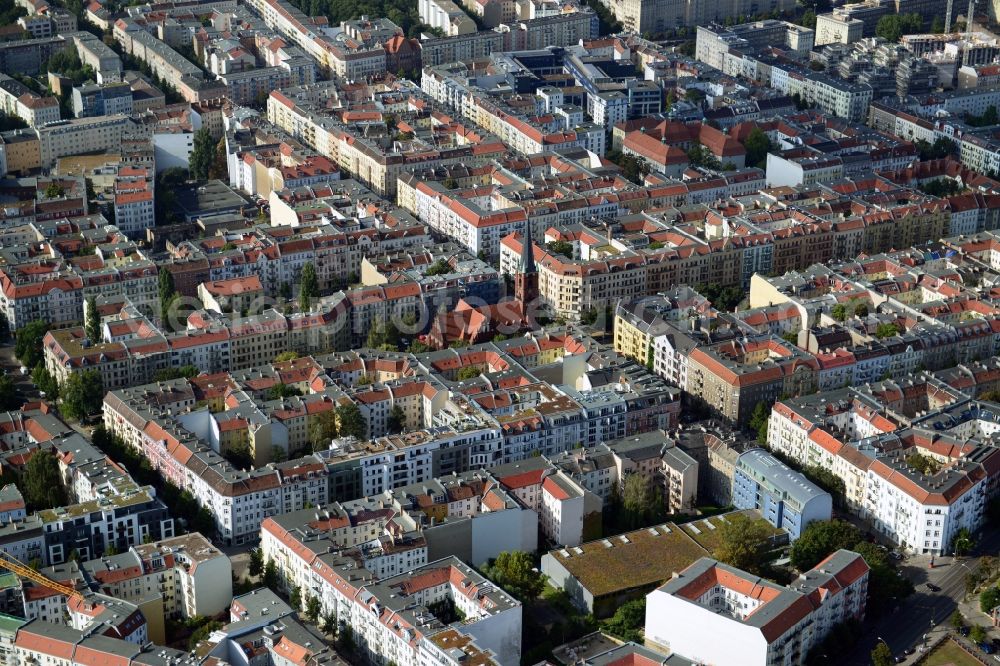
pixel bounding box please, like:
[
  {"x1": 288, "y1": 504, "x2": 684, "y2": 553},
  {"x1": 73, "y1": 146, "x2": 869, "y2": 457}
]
[
  {"x1": 519, "y1": 221, "x2": 536, "y2": 275},
  {"x1": 515, "y1": 221, "x2": 539, "y2": 308}
]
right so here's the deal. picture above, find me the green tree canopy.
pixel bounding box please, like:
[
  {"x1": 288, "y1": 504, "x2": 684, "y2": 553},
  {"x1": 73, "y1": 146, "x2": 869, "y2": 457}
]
[
  {"x1": 875, "y1": 13, "x2": 922, "y2": 42},
  {"x1": 484, "y1": 551, "x2": 544, "y2": 603},
  {"x1": 299, "y1": 262, "x2": 318, "y2": 311},
  {"x1": 743, "y1": 128, "x2": 773, "y2": 169},
  {"x1": 425, "y1": 259, "x2": 453, "y2": 276},
  {"x1": 870, "y1": 641, "x2": 892, "y2": 666},
  {"x1": 249, "y1": 548, "x2": 264, "y2": 578},
  {"x1": 15, "y1": 320, "x2": 50, "y2": 369},
  {"x1": 32, "y1": 364, "x2": 58, "y2": 400},
  {"x1": 952, "y1": 527, "x2": 975, "y2": 556},
  {"x1": 874, "y1": 323, "x2": 900, "y2": 339},
  {"x1": 749, "y1": 401, "x2": 771, "y2": 442},
  {"x1": 268, "y1": 383, "x2": 303, "y2": 400},
  {"x1": 309, "y1": 410, "x2": 338, "y2": 451},
  {"x1": 263, "y1": 559, "x2": 279, "y2": 589},
  {"x1": 712, "y1": 513, "x2": 774, "y2": 575},
  {"x1": 85, "y1": 296, "x2": 101, "y2": 343},
  {"x1": 336, "y1": 403, "x2": 367, "y2": 441},
  {"x1": 189, "y1": 128, "x2": 215, "y2": 181},
  {"x1": 601, "y1": 598, "x2": 645, "y2": 643},
  {"x1": 789, "y1": 520, "x2": 862, "y2": 571},
  {"x1": 22, "y1": 449, "x2": 67, "y2": 511},
  {"x1": 153, "y1": 366, "x2": 200, "y2": 382},
  {"x1": 619, "y1": 474, "x2": 665, "y2": 529},
  {"x1": 306, "y1": 595, "x2": 322, "y2": 623},
  {"x1": 387, "y1": 404, "x2": 405, "y2": 434},
  {"x1": 980, "y1": 586, "x2": 1000, "y2": 613},
  {"x1": 0, "y1": 376, "x2": 19, "y2": 411},
  {"x1": 60, "y1": 369, "x2": 104, "y2": 420}
]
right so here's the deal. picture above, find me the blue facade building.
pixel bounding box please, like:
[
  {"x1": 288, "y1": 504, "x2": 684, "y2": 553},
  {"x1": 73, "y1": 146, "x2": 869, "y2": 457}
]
[{"x1": 732, "y1": 448, "x2": 832, "y2": 540}]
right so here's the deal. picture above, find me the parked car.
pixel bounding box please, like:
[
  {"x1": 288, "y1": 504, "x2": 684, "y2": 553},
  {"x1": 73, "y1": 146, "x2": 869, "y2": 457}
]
[
  {"x1": 982, "y1": 642, "x2": 995, "y2": 655},
  {"x1": 926, "y1": 583, "x2": 941, "y2": 592},
  {"x1": 960, "y1": 626, "x2": 971, "y2": 636},
  {"x1": 19, "y1": 366, "x2": 27, "y2": 375},
  {"x1": 890, "y1": 551, "x2": 903, "y2": 560}
]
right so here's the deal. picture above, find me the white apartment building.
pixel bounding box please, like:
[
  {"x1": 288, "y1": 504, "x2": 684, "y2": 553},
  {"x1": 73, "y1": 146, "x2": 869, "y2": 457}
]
[
  {"x1": 768, "y1": 395, "x2": 1000, "y2": 555},
  {"x1": 646, "y1": 551, "x2": 869, "y2": 666},
  {"x1": 262, "y1": 511, "x2": 522, "y2": 666},
  {"x1": 419, "y1": 0, "x2": 477, "y2": 35},
  {"x1": 0, "y1": 74, "x2": 60, "y2": 128}
]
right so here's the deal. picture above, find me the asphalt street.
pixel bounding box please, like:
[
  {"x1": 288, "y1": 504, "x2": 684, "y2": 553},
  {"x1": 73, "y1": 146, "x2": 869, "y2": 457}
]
[{"x1": 844, "y1": 527, "x2": 1000, "y2": 664}]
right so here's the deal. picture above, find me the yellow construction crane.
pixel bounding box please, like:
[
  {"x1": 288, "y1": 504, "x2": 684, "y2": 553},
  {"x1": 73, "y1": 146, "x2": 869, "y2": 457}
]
[{"x1": 0, "y1": 550, "x2": 83, "y2": 600}]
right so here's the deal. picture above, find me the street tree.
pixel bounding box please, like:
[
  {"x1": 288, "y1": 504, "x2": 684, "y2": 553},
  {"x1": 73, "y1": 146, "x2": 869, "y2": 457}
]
[
  {"x1": 870, "y1": 641, "x2": 892, "y2": 666},
  {"x1": 952, "y1": 528, "x2": 975, "y2": 556},
  {"x1": 32, "y1": 364, "x2": 58, "y2": 400},
  {"x1": 249, "y1": 548, "x2": 263, "y2": 578},
  {"x1": 306, "y1": 595, "x2": 321, "y2": 623},
  {"x1": 981, "y1": 587, "x2": 1000, "y2": 613},
  {"x1": 14, "y1": 320, "x2": 50, "y2": 369},
  {"x1": 0, "y1": 376, "x2": 19, "y2": 411},
  {"x1": 263, "y1": 559, "x2": 278, "y2": 590}
]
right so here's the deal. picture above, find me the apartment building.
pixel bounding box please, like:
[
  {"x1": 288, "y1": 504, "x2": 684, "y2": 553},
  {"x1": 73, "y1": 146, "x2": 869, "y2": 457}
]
[
  {"x1": 36, "y1": 114, "x2": 133, "y2": 168},
  {"x1": 696, "y1": 21, "x2": 814, "y2": 71},
  {"x1": 112, "y1": 170, "x2": 154, "y2": 239},
  {"x1": 687, "y1": 337, "x2": 818, "y2": 426},
  {"x1": 601, "y1": 0, "x2": 795, "y2": 34},
  {"x1": 733, "y1": 448, "x2": 833, "y2": 539},
  {"x1": 0, "y1": 74, "x2": 60, "y2": 128},
  {"x1": 645, "y1": 551, "x2": 869, "y2": 666},
  {"x1": 262, "y1": 510, "x2": 523, "y2": 666},
  {"x1": 72, "y1": 32, "x2": 122, "y2": 82},
  {"x1": 113, "y1": 19, "x2": 227, "y2": 103},
  {"x1": 419, "y1": 0, "x2": 477, "y2": 35},
  {"x1": 0, "y1": 34, "x2": 71, "y2": 76},
  {"x1": 267, "y1": 86, "x2": 506, "y2": 197},
  {"x1": 71, "y1": 82, "x2": 133, "y2": 118},
  {"x1": 12, "y1": 619, "x2": 202, "y2": 666},
  {"x1": 80, "y1": 533, "x2": 232, "y2": 620},
  {"x1": 768, "y1": 387, "x2": 1000, "y2": 554}
]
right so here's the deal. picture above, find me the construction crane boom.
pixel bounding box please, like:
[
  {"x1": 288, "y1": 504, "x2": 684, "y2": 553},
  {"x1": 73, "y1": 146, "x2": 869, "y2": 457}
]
[{"x1": 0, "y1": 550, "x2": 83, "y2": 600}]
